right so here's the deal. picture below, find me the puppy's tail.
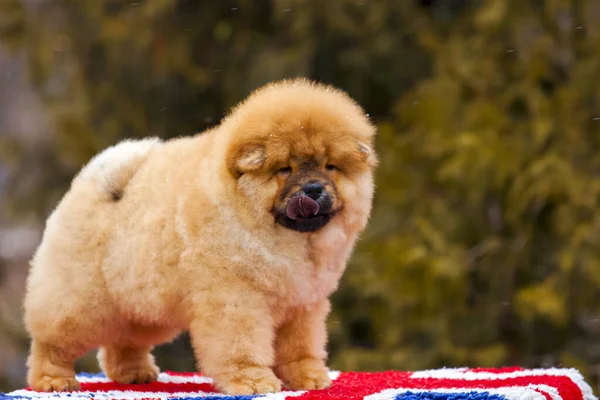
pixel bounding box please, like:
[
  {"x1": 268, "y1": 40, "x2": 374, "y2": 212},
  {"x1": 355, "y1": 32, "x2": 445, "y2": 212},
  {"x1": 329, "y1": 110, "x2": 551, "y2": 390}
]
[{"x1": 75, "y1": 138, "x2": 162, "y2": 201}]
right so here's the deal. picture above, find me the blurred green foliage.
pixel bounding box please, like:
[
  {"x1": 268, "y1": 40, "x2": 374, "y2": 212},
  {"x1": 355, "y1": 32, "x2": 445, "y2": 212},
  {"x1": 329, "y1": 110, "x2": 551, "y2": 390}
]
[{"x1": 1, "y1": 0, "x2": 599, "y2": 393}]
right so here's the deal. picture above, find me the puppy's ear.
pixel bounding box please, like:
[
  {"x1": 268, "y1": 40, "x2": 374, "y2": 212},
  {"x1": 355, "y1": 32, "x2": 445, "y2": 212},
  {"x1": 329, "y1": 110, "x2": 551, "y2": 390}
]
[
  {"x1": 357, "y1": 141, "x2": 378, "y2": 167},
  {"x1": 228, "y1": 142, "x2": 266, "y2": 176}
]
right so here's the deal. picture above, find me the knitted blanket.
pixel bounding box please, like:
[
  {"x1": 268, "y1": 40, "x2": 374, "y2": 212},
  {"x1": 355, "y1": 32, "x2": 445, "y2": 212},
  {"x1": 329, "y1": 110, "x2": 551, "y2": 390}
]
[{"x1": 1, "y1": 368, "x2": 596, "y2": 400}]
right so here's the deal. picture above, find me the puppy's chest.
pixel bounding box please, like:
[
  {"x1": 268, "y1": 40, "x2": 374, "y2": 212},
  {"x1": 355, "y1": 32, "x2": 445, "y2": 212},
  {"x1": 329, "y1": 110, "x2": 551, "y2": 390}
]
[
  {"x1": 282, "y1": 259, "x2": 340, "y2": 307},
  {"x1": 281, "y1": 226, "x2": 356, "y2": 307}
]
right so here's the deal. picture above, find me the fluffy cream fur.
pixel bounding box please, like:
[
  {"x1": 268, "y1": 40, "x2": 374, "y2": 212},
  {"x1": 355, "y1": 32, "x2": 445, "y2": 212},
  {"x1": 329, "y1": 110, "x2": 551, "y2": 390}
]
[{"x1": 24, "y1": 78, "x2": 377, "y2": 394}]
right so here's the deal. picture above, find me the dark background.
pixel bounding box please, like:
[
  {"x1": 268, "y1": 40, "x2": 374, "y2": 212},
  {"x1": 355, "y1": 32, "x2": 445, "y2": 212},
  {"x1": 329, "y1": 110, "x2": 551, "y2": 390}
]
[{"x1": 1, "y1": 0, "x2": 599, "y2": 394}]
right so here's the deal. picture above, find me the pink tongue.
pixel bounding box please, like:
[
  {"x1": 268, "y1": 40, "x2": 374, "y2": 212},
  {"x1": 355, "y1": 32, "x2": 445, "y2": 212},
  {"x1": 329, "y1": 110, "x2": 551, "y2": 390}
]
[{"x1": 286, "y1": 195, "x2": 320, "y2": 219}]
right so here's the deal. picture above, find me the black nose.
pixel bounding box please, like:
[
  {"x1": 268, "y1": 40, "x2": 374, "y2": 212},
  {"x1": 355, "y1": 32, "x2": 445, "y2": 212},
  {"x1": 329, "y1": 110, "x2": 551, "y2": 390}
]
[{"x1": 302, "y1": 182, "x2": 324, "y2": 200}]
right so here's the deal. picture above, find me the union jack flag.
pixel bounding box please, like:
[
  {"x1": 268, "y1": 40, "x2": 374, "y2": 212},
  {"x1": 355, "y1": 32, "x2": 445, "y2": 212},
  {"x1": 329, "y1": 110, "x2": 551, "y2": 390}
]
[{"x1": 1, "y1": 367, "x2": 596, "y2": 400}]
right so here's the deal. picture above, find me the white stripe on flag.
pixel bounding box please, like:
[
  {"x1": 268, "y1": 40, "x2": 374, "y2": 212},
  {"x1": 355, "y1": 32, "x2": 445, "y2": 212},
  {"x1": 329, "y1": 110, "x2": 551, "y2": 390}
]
[
  {"x1": 77, "y1": 370, "x2": 340, "y2": 385},
  {"x1": 77, "y1": 372, "x2": 214, "y2": 384}
]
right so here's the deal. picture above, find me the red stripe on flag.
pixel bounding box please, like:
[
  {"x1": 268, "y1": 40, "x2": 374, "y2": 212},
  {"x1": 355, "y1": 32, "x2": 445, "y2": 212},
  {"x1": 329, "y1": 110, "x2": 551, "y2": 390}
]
[
  {"x1": 533, "y1": 388, "x2": 554, "y2": 400},
  {"x1": 295, "y1": 371, "x2": 584, "y2": 400},
  {"x1": 296, "y1": 372, "x2": 412, "y2": 400},
  {"x1": 38, "y1": 381, "x2": 218, "y2": 394}
]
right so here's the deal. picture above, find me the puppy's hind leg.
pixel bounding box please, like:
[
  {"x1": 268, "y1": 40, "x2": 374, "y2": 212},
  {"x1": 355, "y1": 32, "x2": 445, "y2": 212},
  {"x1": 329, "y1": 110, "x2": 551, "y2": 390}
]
[
  {"x1": 27, "y1": 340, "x2": 86, "y2": 392},
  {"x1": 25, "y1": 264, "x2": 115, "y2": 391},
  {"x1": 98, "y1": 345, "x2": 159, "y2": 384}
]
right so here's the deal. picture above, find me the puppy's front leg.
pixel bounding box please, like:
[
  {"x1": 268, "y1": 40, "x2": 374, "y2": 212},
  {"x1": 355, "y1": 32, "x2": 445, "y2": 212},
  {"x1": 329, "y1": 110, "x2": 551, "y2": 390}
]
[
  {"x1": 274, "y1": 298, "x2": 332, "y2": 390},
  {"x1": 189, "y1": 290, "x2": 281, "y2": 395}
]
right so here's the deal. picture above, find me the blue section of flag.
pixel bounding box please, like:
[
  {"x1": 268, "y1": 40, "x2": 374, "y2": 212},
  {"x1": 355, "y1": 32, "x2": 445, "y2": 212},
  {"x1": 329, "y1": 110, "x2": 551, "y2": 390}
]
[
  {"x1": 395, "y1": 392, "x2": 506, "y2": 400},
  {"x1": 75, "y1": 372, "x2": 105, "y2": 379}
]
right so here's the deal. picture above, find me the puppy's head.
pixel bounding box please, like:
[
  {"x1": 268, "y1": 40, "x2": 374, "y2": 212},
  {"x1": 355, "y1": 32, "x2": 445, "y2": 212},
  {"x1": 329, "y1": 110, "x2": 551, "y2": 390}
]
[{"x1": 224, "y1": 79, "x2": 377, "y2": 233}]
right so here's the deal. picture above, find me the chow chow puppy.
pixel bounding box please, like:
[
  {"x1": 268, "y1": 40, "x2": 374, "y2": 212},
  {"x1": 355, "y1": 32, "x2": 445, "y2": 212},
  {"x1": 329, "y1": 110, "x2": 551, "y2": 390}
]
[{"x1": 24, "y1": 78, "x2": 377, "y2": 395}]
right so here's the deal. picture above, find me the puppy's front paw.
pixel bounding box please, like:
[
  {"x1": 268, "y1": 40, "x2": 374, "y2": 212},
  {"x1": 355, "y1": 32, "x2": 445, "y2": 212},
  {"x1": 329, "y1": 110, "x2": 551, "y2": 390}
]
[
  {"x1": 108, "y1": 363, "x2": 159, "y2": 384},
  {"x1": 218, "y1": 366, "x2": 281, "y2": 395},
  {"x1": 30, "y1": 375, "x2": 80, "y2": 392},
  {"x1": 276, "y1": 358, "x2": 331, "y2": 391}
]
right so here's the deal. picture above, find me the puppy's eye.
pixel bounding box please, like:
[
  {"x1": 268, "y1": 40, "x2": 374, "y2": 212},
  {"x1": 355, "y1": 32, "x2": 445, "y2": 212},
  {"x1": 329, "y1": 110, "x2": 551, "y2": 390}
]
[
  {"x1": 277, "y1": 166, "x2": 292, "y2": 175},
  {"x1": 325, "y1": 164, "x2": 338, "y2": 171}
]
